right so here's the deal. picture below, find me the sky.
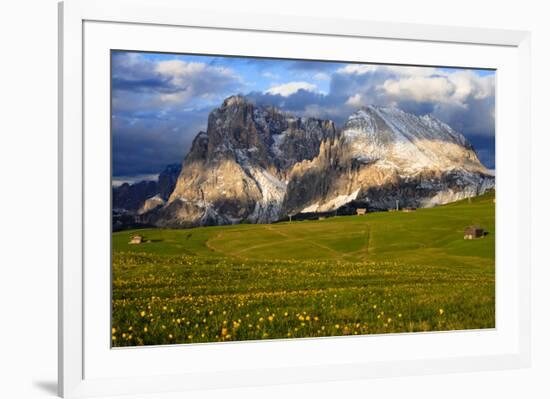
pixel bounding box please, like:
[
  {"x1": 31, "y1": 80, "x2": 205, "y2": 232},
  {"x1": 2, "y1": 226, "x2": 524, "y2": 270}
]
[{"x1": 112, "y1": 50, "x2": 495, "y2": 181}]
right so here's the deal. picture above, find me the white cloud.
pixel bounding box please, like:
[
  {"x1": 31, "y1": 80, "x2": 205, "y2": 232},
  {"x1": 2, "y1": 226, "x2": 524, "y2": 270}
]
[
  {"x1": 157, "y1": 92, "x2": 188, "y2": 103},
  {"x1": 155, "y1": 60, "x2": 235, "y2": 81},
  {"x1": 313, "y1": 72, "x2": 330, "y2": 81},
  {"x1": 382, "y1": 76, "x2": 455, "y2": 104},
  {"x1": 154, "y1": 60, "x2": 241, "y2": 104},
  {"x1": 337, "y1": 64, "x2": 437, "y2": 77},
  {"x1": 345, "y1": 93, "x2": 365, "y2": 107},
  {"x1": 381, "y1": 70, "x2": 494, "y2": 106},
  {"x1": 335, "y1": 64, "x2": 485, "y2": 106},
  {"x1": 265, "y1": 81, "x2": 318, "y2": 97},
  {"x1": 112, "y1": 174, "x2": 159, "y2": 187},
  {"x1": 113, "y1": 54, "x2": 243, "y2": 108},
  {"x1": 261, "y1": 71, "x2": 279, "y2": 79},
  {"x1": 337, "y1": 64, "x2": 379, "y2": 75},
  {"x1": 448, "y1": 70, "x2": 494, "y2": 101}
]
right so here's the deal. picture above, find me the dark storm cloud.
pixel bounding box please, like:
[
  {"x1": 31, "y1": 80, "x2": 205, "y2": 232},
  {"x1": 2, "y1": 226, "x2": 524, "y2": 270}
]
[
  {"x1": 467, "y1": 136, "x2": 495, "y2": 170},
  {"x1": 112, "y1": 108, "x2": 209, "y2": 176},
  {"x1": 112, "y1": 76, "x2": 179, "y2": 93}
]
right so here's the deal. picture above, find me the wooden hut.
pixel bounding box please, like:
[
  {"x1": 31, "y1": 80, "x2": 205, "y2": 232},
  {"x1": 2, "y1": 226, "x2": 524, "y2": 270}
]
[
  {"x1": 464, "y1": 226, "x2": 484, "y2": 240},
  {"x1": 129, "y1": 235, "x2": 143, "y2": 244},
  {"x1": 356, "y1": 208, "x2": 367, "y2": 215}
]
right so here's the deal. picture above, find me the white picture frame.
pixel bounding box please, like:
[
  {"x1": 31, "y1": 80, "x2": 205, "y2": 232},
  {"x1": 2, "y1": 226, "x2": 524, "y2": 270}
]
[{"x1": 59, "y1": 0, "x2": 531, "y2": 397}]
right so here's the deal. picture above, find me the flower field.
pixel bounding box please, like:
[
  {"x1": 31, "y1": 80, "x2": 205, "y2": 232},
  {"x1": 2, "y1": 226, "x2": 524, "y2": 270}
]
[{"x1": 112, "y1": 191, "x2": 495, "y2": 346}]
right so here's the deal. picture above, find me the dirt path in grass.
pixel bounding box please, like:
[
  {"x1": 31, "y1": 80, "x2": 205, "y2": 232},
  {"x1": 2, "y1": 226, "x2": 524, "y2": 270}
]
[
  {"x1": 207, "y1": 224, "x2": 344, "y2": 259},
  {"x1": 206, "y1": 228, "x2": 295, "y2": 257},
  {"x1": 340, "y1": 223, "x2": 372, "y2": 260},
  {"x1": 206, "y1": 223, "x2": 371, "y2": 260},
  {"x1": 263, "y1": 225, "x2": 343, "y2": 257}
]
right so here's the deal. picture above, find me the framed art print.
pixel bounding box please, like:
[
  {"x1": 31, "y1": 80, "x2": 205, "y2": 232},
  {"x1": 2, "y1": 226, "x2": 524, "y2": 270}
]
[
  {"x1": 59, "y1": 0, "x2": 531, "y2": 397},
  {"x1": 110, "y1": 51, "x2": 497, "y2": 346}
]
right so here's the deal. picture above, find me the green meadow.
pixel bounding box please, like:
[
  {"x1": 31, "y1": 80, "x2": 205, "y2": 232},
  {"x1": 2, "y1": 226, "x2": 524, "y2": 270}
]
[{"x1": 111, "y1": 191, "x2": 495, "y2": 346}]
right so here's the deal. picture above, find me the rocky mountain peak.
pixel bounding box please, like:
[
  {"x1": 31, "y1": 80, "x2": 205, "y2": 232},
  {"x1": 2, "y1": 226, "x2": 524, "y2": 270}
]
[
  {"x1": 339, "y1": 105, "x2": 482, "y2": 173},
  {"x1": 147, "y1": 98, "x2": 494, "y2": 228},
  {"x1": 112, "y1": 162, "x2": 182, "y2": 222},
  {"x1": 222, "y1": 94, "x2": 247, "y2": 108}
]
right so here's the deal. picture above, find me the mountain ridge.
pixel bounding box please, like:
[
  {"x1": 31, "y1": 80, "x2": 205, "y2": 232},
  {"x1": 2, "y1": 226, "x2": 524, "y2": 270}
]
[{"x1": 140, "y1": 96, "x2": 494, "y2": 228}]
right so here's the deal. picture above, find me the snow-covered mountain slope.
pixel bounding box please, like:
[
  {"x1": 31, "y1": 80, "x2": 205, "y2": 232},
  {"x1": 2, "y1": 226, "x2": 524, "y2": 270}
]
[
  {"x1": 341, "y1": 106, "x2": 484, "y2": 173},
  {"x1": 283, "y1": 106, "x2": 494, "y2": 214},
  {"x1": 147, "y1": 97, "x2": 494, "y2": 228}
]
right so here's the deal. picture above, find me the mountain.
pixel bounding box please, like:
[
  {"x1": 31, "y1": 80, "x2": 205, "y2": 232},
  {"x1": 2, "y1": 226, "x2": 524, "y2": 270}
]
[
  {"x1": 150, "y1": 95, "x2": 336, "y2": 227},
  {"x1": 112, "y1": 180, "x2": 158, "y2": 214},
  {"x1": 157, "y1": 163, "x2": 182, "y2": 199},
  {"x1": 112, "y1": 163, "x2": 182, "y2": 214},
  {"x1": 147, "y1": 96, "x2": 494, "y2": 228},
  {"x1": 282, "y1": 106, "x2": 494, "y2": 214}
]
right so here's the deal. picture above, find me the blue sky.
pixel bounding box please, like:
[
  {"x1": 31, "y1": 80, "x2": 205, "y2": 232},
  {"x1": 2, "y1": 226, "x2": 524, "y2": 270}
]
[{"x1": 112, "y1": 51, "x2": 495, "y2": 180}]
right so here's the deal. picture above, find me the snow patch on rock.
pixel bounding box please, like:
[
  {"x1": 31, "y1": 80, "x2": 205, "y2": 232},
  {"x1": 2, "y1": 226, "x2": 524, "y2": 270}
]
[{"x1": 302, "y1": 189, "x2": 361, "y2": 213}]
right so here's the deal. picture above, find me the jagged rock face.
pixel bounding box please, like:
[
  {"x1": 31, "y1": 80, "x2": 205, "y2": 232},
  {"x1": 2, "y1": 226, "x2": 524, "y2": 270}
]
[
  {"x1": 339, "y1": 107, "x2": 481, "y2": 172},
  {"x1": 112, "y1": 180, "x2": 158, "y2": 213},
  {"x1": 157, "y1": 164, "x2": 182, "y2": 199},
  {"x1": 282, "y1": 106, "x2": 493, "y2": 214},
  {"x1": 151, "y1": 97, "x2": 494, "y2": 228},
  {"x1": 156, "y1": 96, "x2": 336, "y2": 227},
  {"x1": 112, "y1": 163, "x2": 181, "y2": 214},
  {"x1": 272, "y1": 117, "x2": 338, "y2": 171},
  {"x1": 138, "y1": 194, "x2": 165, "y2": 215}
]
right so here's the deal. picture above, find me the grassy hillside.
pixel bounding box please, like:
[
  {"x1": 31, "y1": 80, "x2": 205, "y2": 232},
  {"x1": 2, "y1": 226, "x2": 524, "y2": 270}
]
[{"x1": 112, "y1": 191, "x2": 495, "y2": 346}]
